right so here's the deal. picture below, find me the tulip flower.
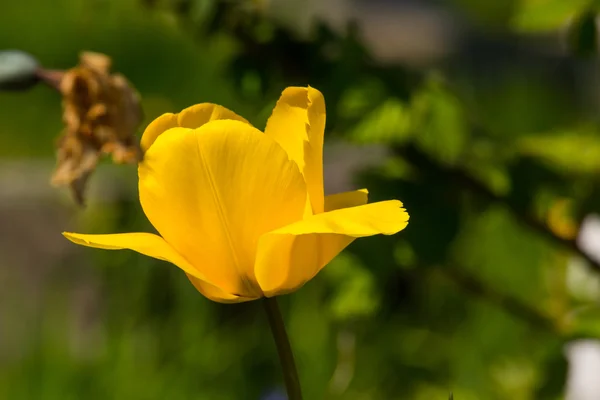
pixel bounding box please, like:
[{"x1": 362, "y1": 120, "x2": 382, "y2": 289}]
[{"x1": 63, "y1": 86, "x2": 409, "y2": 303}]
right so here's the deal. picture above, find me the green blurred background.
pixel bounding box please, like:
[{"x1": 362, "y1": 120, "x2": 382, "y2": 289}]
[{"x1": 3, "y1": 0, "x2": 600, "y2": 398}]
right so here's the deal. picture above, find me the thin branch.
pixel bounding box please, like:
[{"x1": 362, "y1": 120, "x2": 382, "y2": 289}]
[
  {"x1": 397, "y1": 144, "x2": 600, "y2": 275},
  {"x1": 434, "y1": 265, "x2": 558, "y2": 333},
  {"x1": 36, "y1": 69, "x2": 65, "y2": 92}
]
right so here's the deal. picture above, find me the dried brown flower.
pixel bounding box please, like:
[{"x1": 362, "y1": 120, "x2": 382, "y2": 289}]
[{"x1": 49, "y1": 52, "x2": 143, "y2": 205}]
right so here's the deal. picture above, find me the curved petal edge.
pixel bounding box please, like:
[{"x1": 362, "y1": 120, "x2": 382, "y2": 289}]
[
  {"x1": 62, "y1": 231, "x2": 242, "y2": 303},
  {"x1": 255, "y1": 199, "x2": 409, "y2": 296}
]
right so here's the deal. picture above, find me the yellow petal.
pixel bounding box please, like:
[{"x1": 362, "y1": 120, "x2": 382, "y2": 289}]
[
  {"x1": 187, "y1": 275, "x2": 260, "y2": 303},
  {"x1": 140, "y1": 113, "x2": 178, "y2": 152},
  {"x1": 140, "y1": 104, "x2": 248, "y2": 152},
  {"x1": 177, "y1": 103, "x2": 248, "y2": 129},
  {"x1": 324, "y1": 189, "x2": 369, "y2": 212},
  {"x1": 255, "y1": 200, "x2": 409, "y2": 296},
  {"x1": 62, "y1": 232, "x2": 242, "y2": 303},
  {"x1": 138, "y1": 120, "x2": 307, "y2": 298},
  {"x1": 265, "y1": 86, "x2": 326, "y2": 214},
  {"x1": 271, "y1": 200, "x2": 408, "y2": 236}
]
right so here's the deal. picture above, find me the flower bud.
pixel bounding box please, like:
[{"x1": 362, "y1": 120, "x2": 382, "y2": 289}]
[{"x1": 0, "y1": 50, "x2": 40, "y2": 91}]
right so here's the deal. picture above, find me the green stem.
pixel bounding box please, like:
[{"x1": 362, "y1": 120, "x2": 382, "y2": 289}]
[{"x1": 263, "y1": 296, "x2": 303, "y2": 400}]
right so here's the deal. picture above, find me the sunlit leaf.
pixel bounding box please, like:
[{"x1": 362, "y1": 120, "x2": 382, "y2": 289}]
[
  {"x1": 410, "y1": 77, "x2": 468, "y2": 165},
  {"x1": 452, "y1": 206, "x2": 548, "y2": 303},
  {"x1": 518, "y1": 130, "x2": 600, "y2": 173},
  {"x1": 512, "y1": 0, "x2": 591, "y2": 32},
  {"x1": 338, "y1": 79, "x2": 387, "y2": 119},
  {"x1": 348, "y1": 98, "x2": 412, "y2": 144},
  {"x1": 565, "y1": 305, "x2": 600, "y2": 337},
  {"x1": 323, "y1": 253, "x2": 381, "y2": 321}
]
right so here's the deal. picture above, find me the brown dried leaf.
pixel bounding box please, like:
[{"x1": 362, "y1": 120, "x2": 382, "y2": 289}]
[{"x1": 50, "y1": 51, "x2": 143, "y2": 206}]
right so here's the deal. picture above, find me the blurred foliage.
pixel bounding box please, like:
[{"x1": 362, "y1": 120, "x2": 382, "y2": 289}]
[
  {"x1": 4, "y1": 0, "x2": 600, "y2": 399},
  {"x1": 512, "y1": 0, "x2": 592, "y2": 32}
]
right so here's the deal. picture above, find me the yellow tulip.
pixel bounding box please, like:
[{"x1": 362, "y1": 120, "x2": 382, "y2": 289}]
[{"x1": 63, "y1": 86, "x2": 409, "y2": 303}]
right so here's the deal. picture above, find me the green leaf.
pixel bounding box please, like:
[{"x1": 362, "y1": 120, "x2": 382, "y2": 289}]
[
  {"x1": 566, "y1": 305, "x2": 600, "y2": 337},
  {"x1": 348, "y1": 98, "x2": 412, "y2": 144},
  {"x1": 323, "y1": 253, "x2": 381, "y2": 321},
  {"x1": 512, "y1": 0, "x2": 591, "y2": 32},
  {"x1": 453, "y1": 206, "x2": 548, "y2": 303},
  {"x1": 338, "y1": 79, "x2": 387, "y2": 119},
  {"x1": 518, "y1": 129, "x2": 600, "y2": 173},
  {"x1": 410, "y1": 78, "x2": 468, "y2": 165}
]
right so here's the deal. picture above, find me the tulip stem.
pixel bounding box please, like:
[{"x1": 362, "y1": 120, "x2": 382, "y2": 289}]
[{"x1": 263, "y1": 296, "x2": 303, "y2": 400}]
